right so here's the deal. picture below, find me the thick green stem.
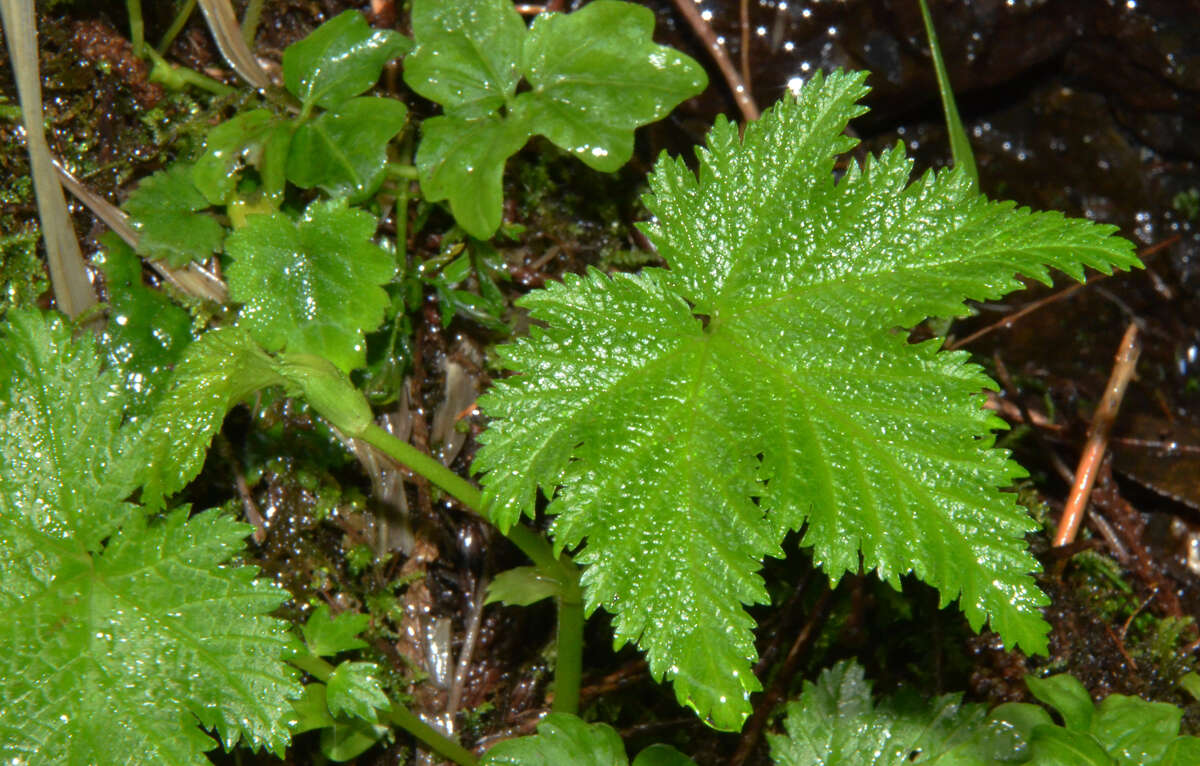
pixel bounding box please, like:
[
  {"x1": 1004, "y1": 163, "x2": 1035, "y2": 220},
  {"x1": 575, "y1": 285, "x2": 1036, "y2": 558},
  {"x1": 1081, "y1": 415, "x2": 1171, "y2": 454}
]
[
  {"x1": 360, "y1": 423, "x2": 484, "y2": 512},
  {"x1": 157, "y1": 0, "x2": 197, "y2": 53},
  {"x1": 388, "y1": 706, "x2": 478, "y2": 766},
  {"x1": 286, "y1": 651, "x2": 333, "y2": 682},
  {"x1": 553, "y1": 576, "x2": 584, "y2": 714},
  {"x1": 356, "y1": 422, "x2": 585, "y2": 714},
  {"x1": 126, "y1": 0, "x2": 145, "y2": 58},
  {"x1": 287, "y1": 652, "x2": 477, "y2": 766},
  {"x1": 386, "y1": 163, "x2": 420, "y2": 181},
  {"x1": 147, "y1": 48, "x2": 235, "y2": 96}
]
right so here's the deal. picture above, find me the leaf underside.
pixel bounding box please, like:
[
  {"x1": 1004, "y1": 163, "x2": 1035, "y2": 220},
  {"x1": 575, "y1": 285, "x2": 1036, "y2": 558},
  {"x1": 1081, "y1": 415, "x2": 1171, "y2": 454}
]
[{"x1": 475, "y1": 70, "x2": 1139, "y2": 730}]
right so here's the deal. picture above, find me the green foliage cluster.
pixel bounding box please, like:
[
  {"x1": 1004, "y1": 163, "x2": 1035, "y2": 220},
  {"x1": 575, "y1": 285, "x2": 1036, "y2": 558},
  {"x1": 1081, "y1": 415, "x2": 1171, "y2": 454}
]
[
  {"x1": 404, "y1": 0, "x2": 706, "y2": 238},
  {"x1": 768, "y1": 661, "x2": 1200, "y2": 765},
  {"x1": 992, "y1": 673, "x2": 1200, "y2": 764},
  {"x1": 0, "y1": 0, "x2": 1177, "y2": 763}
]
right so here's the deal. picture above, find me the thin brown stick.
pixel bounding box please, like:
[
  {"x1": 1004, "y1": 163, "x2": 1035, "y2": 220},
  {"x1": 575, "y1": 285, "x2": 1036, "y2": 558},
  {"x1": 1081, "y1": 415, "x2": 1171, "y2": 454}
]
[
  {"x1": 730, "y1": 586, "x2": 834, "y2": 766},
  {"x1": 217, "y1": 436, "x2": 267, "y2": 543},
  {"x1": 739, "y1": 0, "x2": 753, "y2": 100},
  {"x1": 947, "y1": 283, "x2": 1083, "y2": 351},
  {"x1": 669, "y1": 0, "x2": 760, "y2": 122},
  {"x1": 1053, "y1": 323, "x2": 1141, "y2": 547},
  {"x1": 946, "y1": 235, "x2": 1178, "y2": 351}
]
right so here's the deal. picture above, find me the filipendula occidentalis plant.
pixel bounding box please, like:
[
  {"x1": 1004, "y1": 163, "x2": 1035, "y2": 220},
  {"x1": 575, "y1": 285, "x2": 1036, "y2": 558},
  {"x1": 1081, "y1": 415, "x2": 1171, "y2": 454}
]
[
  {"x1": 0, "y1": 5, "x2": 1141, "y2": 764},
  {"x1": 472, "y1": 69, "x2": 1139, "y2": 730}
]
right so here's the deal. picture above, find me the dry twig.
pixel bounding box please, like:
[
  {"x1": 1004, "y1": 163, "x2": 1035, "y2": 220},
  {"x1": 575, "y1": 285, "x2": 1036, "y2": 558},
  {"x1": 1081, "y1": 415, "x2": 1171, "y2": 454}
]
[
  {"x1": 1053, "y1": 323, "x2": 1141, "y2": 547},
  {"x1": 669, "y1": 0, "x2": 760, "y2": 122}
]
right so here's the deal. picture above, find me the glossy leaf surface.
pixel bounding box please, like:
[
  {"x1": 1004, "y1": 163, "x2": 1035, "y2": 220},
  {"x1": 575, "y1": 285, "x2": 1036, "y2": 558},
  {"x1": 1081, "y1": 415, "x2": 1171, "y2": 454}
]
[
  {"x1": 192, "y1": 109, "x2": 280, "y2": 205},
  {"x1": 225, "y1": 198, "x2": 394, "y2": 373},
  {"x1": 301, "y1": 604, "x2": 370, "y2": 657},
  {"x1": 287, "y1": 96, "x2": 408, "y2": 203},
  {"x1": 486, "y1": 566, "x2": 559, "y2": 606},
  {"x1": 0, "y1": 311, "x2": 299, "y2": 764},
  {"x1": 325, "y1": 662, "x2": 390, "y2": 723},
  {"x1": 0, "y1": 311, "x2": 138, "y2": 575},
  {"x1": 406, "y1": 0, "x2": 704, "y2": 238},
  {"x1": 283, "y1": 9, "x2": 412, "y2": 110},
  {"x1": 404, "y1": 0, "x2": 525, "y2": 120},
  {"x1": 415, "y1": 113, "x2": 530, "y2": 238},
  {"x1": 517, "y1": 0, "x2": 707, "y2": 172},
  {"x1": 996, "y1": 674, "x2": 1200, "y2": 765},
  {"x1": 135, "y1": 327, "x2": 282, "y2": 508},
  {"x1": 97, "y1": 236, "x2": 194, "y2": 423},
  {"x1": 123, "y1": 163, "x2": 225, "y2": 266},
  {"x1": 475, "y1": 72, "x2": 1139, "y2": 729},
  {"x1": 768, "y1": 661, "x2": 1025, "y2": 765}
]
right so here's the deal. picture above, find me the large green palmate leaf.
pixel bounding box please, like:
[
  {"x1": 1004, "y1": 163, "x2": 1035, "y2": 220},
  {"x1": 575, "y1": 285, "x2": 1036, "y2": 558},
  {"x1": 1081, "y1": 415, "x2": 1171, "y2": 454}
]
[
  {"x1": 0, "y1": 310, "x2": 300, "y2": 764},
  {"x1": 474, "y1": 70, "x2": 1139, "y2": 730}
]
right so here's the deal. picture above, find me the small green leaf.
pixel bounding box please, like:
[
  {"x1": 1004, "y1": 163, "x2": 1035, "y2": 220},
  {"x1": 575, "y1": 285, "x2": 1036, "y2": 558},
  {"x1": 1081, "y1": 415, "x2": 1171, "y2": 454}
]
[
  {"x1": 1025, "y1": 674, "x2": 1095, "y2": 732},
  {"x1": 225, "y1": 198, "x2": 395, "y2": 372},
  {"x1": 135, "y1": 327, "x2": 283, "y2": 508},
  {"x1": 289, "y1": 683, "x2": 336, "y2": 734},
  {"x1": 482, "y1": 713, "x2": 628, "y2": 765},
  {"x1": 404, "y1": 0, "x2": 525, "y2": 119},
  {"x1": 997, "y1": 674, "x2": 1200, "y2": 765},
  {"x1": 287, "y1": 96, "x2": 408, "y2": 203},
  {"x1": 96, "y1": 235, "x2": 194, "y2": 423},
  {"x1": 1180, "y1": 672, "x2": 1200, "y2": 702},
  {"x1": 1164, "y1": 738, "x2": 1200, "y2": 765},
  {"x1": 631, "y1": 744, "x2": 698, "y2": 766},
  {"x1": 283, "y1": 10, "x2": 412, "y2": 111},
  {"x1": 123, "y1": 163, "x2": 225, "y2": 266},
  {"x1": 326, "y1": 662, "x2": 390, "y2": 723},
  {"x1": 1028, "y1": 726, "x2": 1113, "y2": 766},
  {"x1": 415, "y1": 113, "x2": 530, "y2": 239},
  {"x1": 990, "y1": 701, "x2": 1054, "y2": 743},
  {"x1": 192, "y1": 109, "x2": 281, "y2": 205},
  {"x1": 301, "y1": 603, "x2": 370, "y2": 657},
  {"x1": 1094, "y1": 694, "x2": 1182, "y2": 764},
  {"x1": 767, "y1": 661, "x2": 1026, "y2": 766},
  {"x1": 516, "y1": 0, "x2": 707, "y2": 172},
  {"x1": 486, "y1": 566, "x2": 560, "y2": 606}
]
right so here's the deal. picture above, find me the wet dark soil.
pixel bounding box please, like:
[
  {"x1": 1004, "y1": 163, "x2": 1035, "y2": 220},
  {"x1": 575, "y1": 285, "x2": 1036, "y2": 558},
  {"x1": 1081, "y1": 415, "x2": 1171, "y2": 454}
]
[{"x1": 4, "y1": 0, "x2": 1200, "y2": 763}]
